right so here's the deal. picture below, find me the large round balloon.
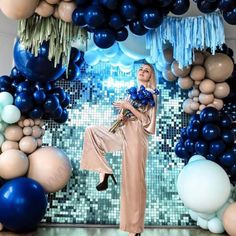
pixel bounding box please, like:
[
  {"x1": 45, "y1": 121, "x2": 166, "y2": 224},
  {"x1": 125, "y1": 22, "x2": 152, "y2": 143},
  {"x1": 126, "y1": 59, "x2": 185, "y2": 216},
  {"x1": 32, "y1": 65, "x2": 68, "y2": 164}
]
[
  {"x1": 0, "y1": 177, "x2": 47, "y2": 232},
  {"x1": 0, "y1": 0, "x2": 39, "y2": 20},
  {"x1": 14, "y1": 40, "x2": 66, "y2": 83},
  {"x1": 223, "y1": 7, "x2": 236, "y2": 25}
]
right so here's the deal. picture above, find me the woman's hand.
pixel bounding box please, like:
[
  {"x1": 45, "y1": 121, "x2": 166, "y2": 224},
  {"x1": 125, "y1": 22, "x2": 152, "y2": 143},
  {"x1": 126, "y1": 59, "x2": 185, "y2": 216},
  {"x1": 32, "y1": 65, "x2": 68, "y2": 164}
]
[{"x1": 113, "y1": 100, "x2": 132, "y2": 110}]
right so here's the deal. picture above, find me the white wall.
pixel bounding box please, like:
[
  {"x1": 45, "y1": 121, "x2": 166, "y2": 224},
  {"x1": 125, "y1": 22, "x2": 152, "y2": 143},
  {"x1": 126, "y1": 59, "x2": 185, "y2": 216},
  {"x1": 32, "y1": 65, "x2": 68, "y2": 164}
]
[{"x1": 0, "y1": 2, "x2": 235, "y2": 76}]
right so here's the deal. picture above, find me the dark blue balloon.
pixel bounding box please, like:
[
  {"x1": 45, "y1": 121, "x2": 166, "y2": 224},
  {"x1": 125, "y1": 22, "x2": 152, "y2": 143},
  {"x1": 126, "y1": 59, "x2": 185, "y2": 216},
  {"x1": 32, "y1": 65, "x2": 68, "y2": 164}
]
[
  {"x1": 140, "y1": 8, "x2": 163, "y2": 29},
  {"x1": 38, "y1": 41, "x2": 49, "y2": 57},
  {"x1": 61, "y1": 93, "x2": 70, "y2": 108},
  {"x1": 116, "y1": 27, "x2": 128, "y2": 41},
  {"x1": 67, "y1": 63, "x2": 81, "y2": 81},
  {"x1": 72, "y1": 8, "x2": 86, "y2": 26},
  {"x1": 0, "y1": 75, "x2": 12, "y2": 86},
  {"x1": 14, "y1": 40, "x2": 66, "y2": 83},
  {"x1": 184, "y1": 139, "x2": 196, "y2": 153},
  {"x1": 221, "y1": 130, "x2": 235, "y2": 145},
  {"x1": 189, "y1": 114, "x2": 201, "y2": 127},
  {"x1": 206, "y1": 153, "x2": 217, "y2": 162},
  {"x1": 93, "y1": 28, "x2": 116, "y2": 49},
  {"x1": 33, "y1": 90, "x2": 46, "y2": 104},
  {"x1": 109, "y1": 14, "x2": 124, "y2": 30},
  {"x1": 223, "y1": 7, "x2": 236, "y2": 25},
  {"x1": 100, "y1": 0, "x2": 118, "y2": 10},
  {"x1": 218, "y1": 0, "x2": 236, "y2": 12},
  {"x1": 180, "y1": 127, "x2": 188, "y2": 140},
  {"x1": 10, "y1": 67, "x2": 22, "y2": 79},
  {"x1": 14, "y1": 92, "x2": 34, "y2": 113},
  {"x1": 29, "y1": 107, "x2": 44, "y2": 119},
  {"x1": 49, "y1": 105, "x2": 63, "y2": 118},
  {"x1": 43, "y1": 94, "x2": 60, "y2": 112},
  {"x1": 196, "y1": 0, "x2": 219, "y2": 13},
  {"x1": 54, "y1": 109, "x2": 69, "y2": 123},
  {"x1": 16, "y1": 81, "x2": 33, "y2": 94},
  {"x1": 195, "y1": 140, "x2": 208, "y2": 156},
  {"x1": 200, "y1": 107, "x2": 220, "y2": 123},
  {"x1": 230, "y1": 163, "x2": 236, "y2": 177},
  {"x1": 0, "y1": 177, "x2": 47, "y2": 232},
  {"x1": 50, "y1": 87, "x2": 66, "y2": 103},
  {"x1": 220, "y1": 113, "x2": 233, "y2": 128},
  {"x1": 220, "y1": 149, "x2": 236, "y2": 167},
  {"x1": 187, "y1": 125, "x2": 200, "y2": 141},
  {"x1": 153, "y1": 0, "x2": 173, "y2": 8},
  {"x1": 85, "y1": 6, "x2": 106, "y2": 28},
  {"x1": 209, "y1": 139, "x2": 226, "y2": 156},
  {"x1": 75, "y1": 0, "x2": 88, "y2": 5},
  {"x1": 129, "y1": 20, "x2": 148, "y2": 36},
  {"x1": 136, "y1": 0, "x2": 152, "y2": 5},
  {"x1": 202, "y1": 123, "x2": 221, "y2": 141},
  {"x1": 171, "y1": 0, "x2": 190, "y2": 15},
  {"x1": 120, "y1": 0, "x2": 138, "y2": 22},
  {"x1": 70, "y1": 47, "x2": 81, "y2": 63},
  {"x1": 175, "y1": 142, "x2": 190, "y2": 159}
]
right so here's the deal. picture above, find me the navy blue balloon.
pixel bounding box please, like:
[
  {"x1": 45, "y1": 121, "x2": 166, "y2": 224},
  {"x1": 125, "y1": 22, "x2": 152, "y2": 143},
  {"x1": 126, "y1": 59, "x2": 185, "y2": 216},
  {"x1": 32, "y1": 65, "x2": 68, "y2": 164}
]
[
  {"x1": 153, "y1": 0, "x2": 173, "y2": 8},
  {"x1": 140, "y1": 8, "x2": 163, "y2": 29},
  {"x1": 29, "y1": 107, "x2": 44, "y2": 119},
  {"x1": 120, "y1": 0, "x2": 138, "y2": 22},
  {"x1": 187, "y1": 125, "x2": 200, "y2": 141},
  {"x1": 36, "y1": 82, "x2": 52, "y2": 92},
  {"x1": 61, "y1": 93, "x2": 70, "y2": 108},
  {"x1": 200, "y1": 107, "x2": 220, "y2": 123},
  {"x1": 220, "y1": 149, "x2": 236, "y2": 167},
  {"x1": 10, "y1": 67, "x2": 22, "y2": 79},
  {"x1": 75, "y1": 0, "x2": 88, "y2": 5},
  {"x1": 221, "y1": 130, "x2": 235, "y2": 145},
  {"x1": 223, "y1": 8, "x2": 236, "y2": 25},
  {"x1": 109, "y1": 14, "x2": 124, "y2": 30},
  {"x1": 0, "y1": 177, "x2": 47, "y2": 232},
  {"x1": 230, "y1": 163, "x2": 236, "y2": 177},
  {"x1": 67, "y1": 63, "x2": 81, "y2": 81},
  {"x1": 180, "y1": 127, "x2": 188, "y2": 140},
  {"x1": 49, "y1": 105, "x2": 63, "y2": 118},
  {"x1": 175, "y1": 142, "x2": 190, "y2": 159},
  {"x1": 218, "y1": 0, "x2": 236, "y2": 12},
  {"x1": 189, "y1": 114, "x2": 201, "y2": 127},
  {"x1": 196, "y1": 0, "x2": 218, "y2": 13},
  {"x1": 15, "y1": 92, "x2": 34, "y2": 113},
  {"x1": 184, "y1": 139, "x2": 196, "y2": 153},
  {"x1": 14, "y1": 40, "x2": 65, "y2": 83},
  {"x1": 206, "y1": 154, "x2": 217, "y2": 162},
  {"x1": 43, "y1": 95, "x2": 60, "y2": 113},
  {"x1": 202, "y1": 123, "x2": 221, "y2": 141},
  {"x1": 171, "y1": 0, "x2": 190, "y2": 15},
  {"x1": 195, "y1": 140, "x2": 208, "y2": 156},
  {"x1": 209, "y1": 139, "x2": 226, "y2": 156},
  {"x1": 50, "y1": 87, "x2": 66, "y2": 103},
  {"x1": 16, "y1": 81, "x2": 33, "y2": 94},
  {"x1": 33, "y1": 90, "x2": 46, "y2": 104},
  {"x1": 136, "y1": 0, "x2": 152, "y2": 5},
  {"x1": 54, "y1": 109, "x2": 69, "y2": 123},
  {"x1": 0, "y1": 75, "x2": 12, "y2": 87},
  {"x1": 116, "y1": 27, "x2": 128, "y2": 41},
  {"x1": 70, "y1": 47, "x2": 81, "y2": 63},
  {"x1": 220, "y1": 113, "x2": 233, "y2": 128},
  {"x1": 72, "y1": 8, "x2": 86, "y2": 26},
  {"x1": 129, "y1": 20, "x2": 148, "y2": 36},
  {"x1": 100, "y1": 0, "x2": 118, "y2": 10},
  {"x1": 93, "y1": 28, "x2": 116, "y2": 49},
  {"x1": 85, "y1": 6, "x2": 106, "y2": 28}
]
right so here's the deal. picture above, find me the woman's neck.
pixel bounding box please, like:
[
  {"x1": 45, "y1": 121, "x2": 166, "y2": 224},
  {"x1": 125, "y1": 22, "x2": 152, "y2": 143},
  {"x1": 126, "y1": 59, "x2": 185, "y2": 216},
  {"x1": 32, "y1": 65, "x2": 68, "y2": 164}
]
[{"x1": 138, "y1": 82, "x2": 149, "y2": 88}]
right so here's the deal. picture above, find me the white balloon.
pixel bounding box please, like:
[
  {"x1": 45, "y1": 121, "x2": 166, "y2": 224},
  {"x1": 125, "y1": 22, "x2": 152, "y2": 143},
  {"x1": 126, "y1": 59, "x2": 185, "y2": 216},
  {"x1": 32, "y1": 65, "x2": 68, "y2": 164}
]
[
  {"x1": 208, "y1": 217, "x2": 225, "y2": 234},
  {"x1": 1, "y1": 105, "x2": 21, "y2": 124},
  {"x1": 197, "y1": 216, "x2": 208, "y2": 229},
  {"x1": 189, "y1": 209, "x2": 198, "y2": 221},
  {"x1": 0, "y1": 92, "x2": 13, "y2": 107},
  {"x1": 188, "y1": 155, "x2": 206, "y2": 163},
  {"x1": 177, "y1": 160, "x2": 231, "y2": 214}
]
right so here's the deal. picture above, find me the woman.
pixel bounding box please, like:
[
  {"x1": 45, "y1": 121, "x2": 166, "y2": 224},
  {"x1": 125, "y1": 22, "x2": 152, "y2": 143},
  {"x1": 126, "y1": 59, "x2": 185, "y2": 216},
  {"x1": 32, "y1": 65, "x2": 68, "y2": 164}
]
[{"x1": 80, "y1": 63, "x2": 157, "y2": 236}]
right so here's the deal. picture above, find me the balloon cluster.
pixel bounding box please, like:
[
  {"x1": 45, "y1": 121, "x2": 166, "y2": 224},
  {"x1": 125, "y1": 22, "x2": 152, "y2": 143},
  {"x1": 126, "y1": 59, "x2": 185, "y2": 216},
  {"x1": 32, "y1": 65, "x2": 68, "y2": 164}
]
[
  {"x1": 72, "y1": 0, "x2": 191, "y2": 49},
  {"x1": 175, "y1": 107, "x2": 236, "y2": 182},
  {"x1": 194, "y1": 0, "x2": 236, "y2": 25},
  {"x1": 0, "y1": 0, "x2": 77, "y2": 22}
]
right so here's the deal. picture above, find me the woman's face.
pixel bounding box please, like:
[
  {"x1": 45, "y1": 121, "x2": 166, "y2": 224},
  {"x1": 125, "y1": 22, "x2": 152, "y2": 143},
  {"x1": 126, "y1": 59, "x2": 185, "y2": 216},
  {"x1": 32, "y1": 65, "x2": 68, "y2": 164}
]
[{"x1": 137, "y1": 64, "x2": 152, "y2": 83}]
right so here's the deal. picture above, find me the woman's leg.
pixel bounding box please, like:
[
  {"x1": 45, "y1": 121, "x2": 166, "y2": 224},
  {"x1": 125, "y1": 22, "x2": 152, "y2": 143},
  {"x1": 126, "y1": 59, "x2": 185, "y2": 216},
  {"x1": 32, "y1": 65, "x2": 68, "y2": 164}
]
[{"x1": 80, "y1": 125, "x2": 124, "y2": 174}]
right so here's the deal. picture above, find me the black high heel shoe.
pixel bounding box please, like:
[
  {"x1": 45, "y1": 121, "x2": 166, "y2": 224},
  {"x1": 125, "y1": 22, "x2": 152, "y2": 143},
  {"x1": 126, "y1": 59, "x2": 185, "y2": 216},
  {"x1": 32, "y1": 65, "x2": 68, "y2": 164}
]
[{"x1": 96, "y1": 174, "x2": 117, "y2": 191}]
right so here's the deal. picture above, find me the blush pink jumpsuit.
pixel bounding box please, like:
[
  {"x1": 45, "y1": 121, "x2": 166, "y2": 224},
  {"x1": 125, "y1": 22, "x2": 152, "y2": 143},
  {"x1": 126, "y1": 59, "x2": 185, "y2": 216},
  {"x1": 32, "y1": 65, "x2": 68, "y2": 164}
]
[{"x1": 80, "y1": 101, "x2": 157, "y2": 233}]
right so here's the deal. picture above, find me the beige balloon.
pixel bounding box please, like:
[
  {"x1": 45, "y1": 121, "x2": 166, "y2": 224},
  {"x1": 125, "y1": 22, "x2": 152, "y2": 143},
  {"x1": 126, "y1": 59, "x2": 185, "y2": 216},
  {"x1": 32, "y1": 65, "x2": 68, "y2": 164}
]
[
  {"x1": 27, "y1": 147, "x2": 72, "y2": 193},
  {"x1": 35, "y1": 0, "x2": 55, "y2": 17},
  {"x1": 223, "y1": 203, "x2": 236, "y2": 236},
  {"x1": 23, "y1": 119, "x2": 31, "y2": 127},
  {"x1": 34, "y1": 119, "x2": 41, "y2": 126},
  {"x1": 23, "y1": 126, "x2": 33, "y2": 136},
  {"x1": 162, "y1": 69, "x2": 177, "y2": 82},
  {"x1": 18, "y1": 120, "x2": 24, "y2": 128},
  {"x1": 4, "y1": 125, "x2": 23, "y2": 142},
  {"x1": 0, "y1": 0, "x2": 39, "y2": 19},
  {"x1": 46, "y1": 0, "x2": 60, "y2": 4},
  {"x1": 58, "y1": 1, "x2": 76, "y2": 22},
  {"x1": 19, "y1": 136, "x2": 38, "y2": 154},
  {"x1": 204, "y1": 53, "x2": 234, "y2": 82},
  {"x1": 171, "y1": 61, "x2": 191, "y2": 77},
  {"x1": 0, "y1": 149, "x2": 28, "y2": 179},
  {"x1": 193, "y1": 51, "x2": 205, "y2": 65},
  {"x1": 194, "y1": 80, "x2": 201, "y2": 86},
  {"x1": 199, "y1": 79, "x2": 216, "y2": 94},
  {"x1": 199, "y1": 104, "x2": 206, "y2": 111},
  {"x1": 190, "y1": 102, "x2": 199, "y2": 111},
  {"x1": 178, "y1": 77, "x2": 194, "y2": 90},
  {"x1": 199, "y1": 93, "x2": 214, "y2": 105},
  {"x1": 188, "y1": 90, "x2": 193, "y2": 99},
  {"x1": 192, "y1": 88, "x2": 200, "y2": 97},
  {"x1": 53, "y1": 5, "x2": 60, "y2": 18},
  {"x1": 163, "y1": 47, "x2": 174, "y2": 64},
  {"x1": 214, "y1": 82, "x2": 230, "y2": 99},
  {"x1": 29, "y1": 119, "x2": 35, "y2": 127},
  {"x1": 190, "y1": 65, "x2": 206, "y2": 81},
  {"x1": 193, "y1": 97, "x2": 199, "y2": 102},
  {"x1": 213, "y1": 98, "x2": 224, "y2": 110},
  {"x1": 32, "y1": 126, "x2": 42, "y2": 138},
  {"x1": 1, "y1": 141, "x2": 19, "y2": 152},
  {"x1": 183, "y1": 99, "x2": 194, "y2": 114}
]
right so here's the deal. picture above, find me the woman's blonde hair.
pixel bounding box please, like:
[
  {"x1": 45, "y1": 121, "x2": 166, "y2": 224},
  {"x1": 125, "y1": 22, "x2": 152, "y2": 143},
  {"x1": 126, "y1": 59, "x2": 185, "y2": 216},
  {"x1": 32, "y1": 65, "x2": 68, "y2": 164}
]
[{"x1": 142, "y1": 63, "x2": 157, "y2": 90}]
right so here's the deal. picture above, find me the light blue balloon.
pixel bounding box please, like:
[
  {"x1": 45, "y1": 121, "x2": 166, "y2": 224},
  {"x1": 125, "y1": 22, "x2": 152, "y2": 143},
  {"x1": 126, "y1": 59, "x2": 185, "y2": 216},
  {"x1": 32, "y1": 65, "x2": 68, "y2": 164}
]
[
  {"x1": 84, "y1": 50, "x2": 100, "y2": 66},
  {"x1": 1, "y1": 105, "x2": 21, "y2": 124},
  {"x1": 208, "y1": 217, "x2": 225, "y2": 234},
  {"x1": 197, "y1": 216, "x2": 208, "y2": 229},
  {"x1": 103, "y1": 43, "x2": 119, "y2": 58},
  {"x1": 0, "y1": 92, "x2": 13, "y2": 107}
]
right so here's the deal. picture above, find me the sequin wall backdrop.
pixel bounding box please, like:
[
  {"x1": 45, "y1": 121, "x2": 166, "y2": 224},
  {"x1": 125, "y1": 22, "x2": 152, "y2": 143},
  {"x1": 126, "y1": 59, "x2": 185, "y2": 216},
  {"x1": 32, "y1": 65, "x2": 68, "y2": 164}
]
[{"x1": 42, "y1": 62, "x2": 195, "y2": 226}]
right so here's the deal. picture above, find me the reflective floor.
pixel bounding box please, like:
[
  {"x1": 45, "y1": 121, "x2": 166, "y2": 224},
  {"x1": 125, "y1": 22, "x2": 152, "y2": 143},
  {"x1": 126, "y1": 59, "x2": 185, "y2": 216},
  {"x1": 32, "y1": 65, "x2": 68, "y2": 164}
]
[{"x1": 0, "y1": 227, "x2": 229, "y2": 236}]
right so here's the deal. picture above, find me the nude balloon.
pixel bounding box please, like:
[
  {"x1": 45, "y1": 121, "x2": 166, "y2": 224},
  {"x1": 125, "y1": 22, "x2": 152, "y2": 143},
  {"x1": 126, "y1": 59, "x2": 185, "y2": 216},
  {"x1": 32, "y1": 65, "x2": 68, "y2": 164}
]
[
  {"x1": 35, "y1": 0, "x2": 55, "y2": 17},
  {"x1": 163, "y1": 47, "x2": 174, "y2": 64},
  {"x1": 171, "y1": 61, "x2": 191, "y2": 77},
  {"x1": 193, "y1": 52, "x2": 204, "y2": 65},
  {"x1": 183, "y1": 99, "x2": 194, "y2": 114},
  {"x1": 223, "y1": 203, "x2": 236, "y2": 236},
  {"x1": 199, "y1": 79, "x2": 216, "y2": 94},
  {"x1": 190, "y1": 66, "x2": 206, "y2": 81},
  {"x1": 1, "y1": 141, "x2": 19, "y2": 152},
  {"x1": 199, "y1": 93, "x2": 214, "y2": 105},
  {"x1": 214, "y1": 82, "x2": 230, "y2": 99},
  {"x1": 213, "y1": 98, "x2": 224, "y2": 110},
  {"x1": 58, "y1": 1, "x2": 76, "y2": 22},
  {"x1": 162, "y1": 68, "x2": 177, "y2": 82},
  {"x1": 178, "y1": 77, "x2": 194, "y2": 90},
  {"x1": 19, "y1": 136, "x2": 38, "y2": 154},
  {"x1": 4, "y1": 125, "x2": 23, "y2": 142}
]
